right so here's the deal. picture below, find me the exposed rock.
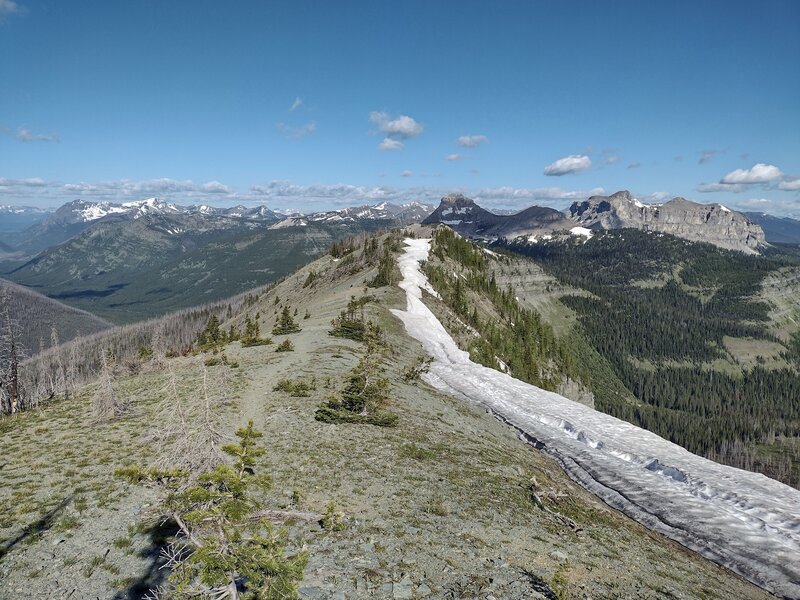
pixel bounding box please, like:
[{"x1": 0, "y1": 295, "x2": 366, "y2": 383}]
[
  {"x1": 568, "y1": 190, "x2": 766, "y2": 254},
  {"x1": 424, "y1": 190, "x2": 767, "y2": 254}
]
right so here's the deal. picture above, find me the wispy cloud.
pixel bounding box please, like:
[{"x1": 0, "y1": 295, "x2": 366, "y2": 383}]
[
  {"x1": 698, "y1": 149, "x2": 719, "y2": 164},
  {"x1": 474, "y1": 186, "x2": 604, "y2": 209},
  {"x1": 0, "y1": 177, "x2": 47, "y2": 188},
  {"x1": 604, "y1": 155, "x2": 620, "y2": 165},
  {"x1": 289, "y1": 97, "x2": 302, "y2": 112},
  {"x1": 777, "y1": 177, "x2": 800, "y2": 191},
  {"x1": 721, "y1": 163, "x2": 783, "y2": 184},
  {"x1": 697, "y1": 182, "x2": 745, "y2": 193},
  {"x1": 445, "y1": 153, "x2": 462, "y2": 161},
  {"x1": 733, "y1": 197, "x2": 800, "y2": 218},
  {"x1": 627, "y1": 162, "x2": 641, "y2": 169},
  {"x1": 543, "y1": 155, "x2": 591, "y2": 176},
  {"x1": 275, "y1": 121, "x2": 316, "y2": 139},
  {"x1": 456, "y1": 134, "x2": 488, "y2": 148},
  {"x1": 59, "y1": 178, "x2": 233, "y2": 197},
  {"x1": 0, "y1": 0, "x2": 21, "y2": 21},
  {"x1": 378, "y1": 137, "x2": 404, "y2": 151},
  {"x1": 16, "y1": 128, "x2": 60, "y2": 143},
  {"x1": 401, "y1": 170, "x2": 412, "y2": 178}
]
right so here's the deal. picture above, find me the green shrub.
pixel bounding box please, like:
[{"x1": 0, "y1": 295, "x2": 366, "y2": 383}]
[
  {"x1": 117, "y1": 422, "x2": 308, "y2": 598},
  {"x1": 273, "y1": 378, "x2": 316, "y2": 397},
  {"x1": 276, "y1": 339, "x2": 294, "y2": 352}
]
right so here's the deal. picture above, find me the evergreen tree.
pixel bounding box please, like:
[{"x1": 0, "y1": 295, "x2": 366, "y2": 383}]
[{"x1": 272, "y1": 306, "x2": 301, "y2": 335}]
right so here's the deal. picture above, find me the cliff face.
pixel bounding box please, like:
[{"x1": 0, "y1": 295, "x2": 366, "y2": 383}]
[
  {"x1": 422, "y1": 193, "x2": 571, "y2": 238},
  {"x1": 568, "y1": 191, "x2": 766, "y2": 254}
]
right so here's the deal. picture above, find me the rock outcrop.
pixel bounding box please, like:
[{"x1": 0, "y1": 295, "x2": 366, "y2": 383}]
[{"x1": 567, "y1": 191, "x2": 766, "y2": 254}]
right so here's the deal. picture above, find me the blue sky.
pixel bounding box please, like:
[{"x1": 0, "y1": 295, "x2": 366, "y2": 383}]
[{"x1": 1, "y1": 0, "x2": 799, "y2": 215}]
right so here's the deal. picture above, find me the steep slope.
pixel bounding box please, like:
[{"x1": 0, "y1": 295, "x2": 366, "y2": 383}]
[
  {"x1": 422, "y1": 193, "x2": 570, "y2": 238},
  {"x1": 568, "y1": 191, "x2": 766, "y2": 253},
  {"x1": 0, "y1": 229, "x2": 769, "y2": 599},
  {"x1": 746, "y1": 211, "x2": 800, "y2": 244},
  {"x1": 0, "y1": 278, "x2": 112, "y2": 354},
  {"x1": 395, "y1": 235, "x2": 800, "y2": 597},
  {"x1": 79, "y1": 224, "x2": 367, "y2": 322},
  {"x1": 494, "y1": 228, "x2": 800, "y2": 487}
]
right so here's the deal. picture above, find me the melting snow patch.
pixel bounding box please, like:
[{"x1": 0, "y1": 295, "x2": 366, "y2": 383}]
[
  {"x1": 719, "y1": 204, "x2": 731, "y2": 213},
  {"x1": 390, "y1": 238, "x2": 800, "y2": 598},
  {"x1": 570, "y1": 226, "x2": 593, "y2": 241}
]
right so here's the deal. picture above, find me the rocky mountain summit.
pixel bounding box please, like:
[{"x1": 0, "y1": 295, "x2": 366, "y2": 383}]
[
  {"x1": 422, "y1": 193, "x2": 570, "y2": 238},
  {"x1": 424, "y1": 191, "x2": 767, "y2": 254},
  {"x1": 568, "y1": 190, "x2": 766, "y2": 254}
]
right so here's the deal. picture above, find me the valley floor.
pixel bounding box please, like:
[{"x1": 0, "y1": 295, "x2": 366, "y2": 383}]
[{"x1": 0, "y1": 246, "x2": 773, "y2": 599}]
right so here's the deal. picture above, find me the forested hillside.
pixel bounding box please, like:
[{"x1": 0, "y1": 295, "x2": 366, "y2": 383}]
[
  {"x1": 7, "y1": 221, "x2": 392, "y2": 323},
  {"x1": 495, "y1": 230, "x2": 800, "y2": 487}
]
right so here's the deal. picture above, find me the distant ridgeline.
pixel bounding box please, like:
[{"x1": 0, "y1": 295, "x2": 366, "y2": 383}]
[
  {"x1": 2, "y1": 198, "x2": 434, "y2": 324},
  {"x1": 495, "y1": 229, "x2": 800, "y2": 487}
]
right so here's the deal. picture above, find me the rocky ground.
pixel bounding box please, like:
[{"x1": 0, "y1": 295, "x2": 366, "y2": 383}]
[{"x1": 0, "y1": 234, "x2": 773, "y2": 599}]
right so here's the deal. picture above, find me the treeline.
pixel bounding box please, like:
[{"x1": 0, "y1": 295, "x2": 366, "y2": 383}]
[{"x1": 497, "y1": 229, "x2": 800, "y2": 486}]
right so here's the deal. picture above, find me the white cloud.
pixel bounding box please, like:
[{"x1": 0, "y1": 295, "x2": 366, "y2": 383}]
[
  {"x1": 627, "y1": 162, "x2": 641, "y2": 169},
  {"x1": 275, "y1": 121, "x2": 316, "y2": 139},
  {"x1": 543, "y1": 155, "x2": 591, "y2": 176},
  {"x1": 777, "y1": 178, "x2": 800, "y2": 191},
  {"x1": 456, "y1": 134, "x2": 488, "y2": 148},
  {"x1": 57, "y1": 178, "x2": 233, "y2": 198},
  {"x1": 733, "y1": 197, "x2": 800, "y2": 218},
  {"x1": 16, "y1": 128, "x2": 60, "y2": 143},
  {"x1": 0, "y1": 177, "x2": 46, "y2": 188},
  {"x1": 604, "y1": 155, "x2": 620, "y2": 165},
  {"x1": 721, "y1": 163, "x2": 783, "y2": 184},
  {"x1": 378, "y1": 138, "x2": 404, "y2": 151},
  {"x1": 289, "y1": 97, "x2": 302, "y2": 112},
  {"x1": 0, "y1": 0, "x2": 20, "y2": 21},
  {"x1": 401, "y1": 170, "x2": 412, "y2": 178},
  {"x1": 369, "y1": 111, "x2": 423, "y2": 139},
  {"x1": 697, "y1": 182, "x2": 745, "y2": 193},
  {"x1": 474, "y1": 186, "x2": 605, "y2": 209},
  {"x1": 445, "y1": 153, "x2": 462, "y2": 161}
]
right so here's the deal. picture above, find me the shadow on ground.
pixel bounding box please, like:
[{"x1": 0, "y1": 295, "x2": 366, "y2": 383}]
[
  {"x1": 112, "y1": 518, "x2": 179, "y2": 600},
  {"x1": 0, "y1": 495, "x2": 72, "y2": 562}
]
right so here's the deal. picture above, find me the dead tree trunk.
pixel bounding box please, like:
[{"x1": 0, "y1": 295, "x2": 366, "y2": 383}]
[{"x1": 0, "y1": 290, "x2": 22, "y2": 414}]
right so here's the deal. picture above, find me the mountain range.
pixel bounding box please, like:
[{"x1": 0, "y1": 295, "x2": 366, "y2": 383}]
[
  {"x1": 1, "y1": 198, "x2": 435, "y2": 322},
  {"x1": 424, "y1": 191, "x2": 770, "y2": 254},
  {"x1": 745, "y1": 211, "x2": 800, "y2": 245}
]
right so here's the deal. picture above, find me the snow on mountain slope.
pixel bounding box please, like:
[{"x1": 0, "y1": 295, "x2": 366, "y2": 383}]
[{"x1": 391, "y1": 238, "x2": 800, "y2": 598}]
